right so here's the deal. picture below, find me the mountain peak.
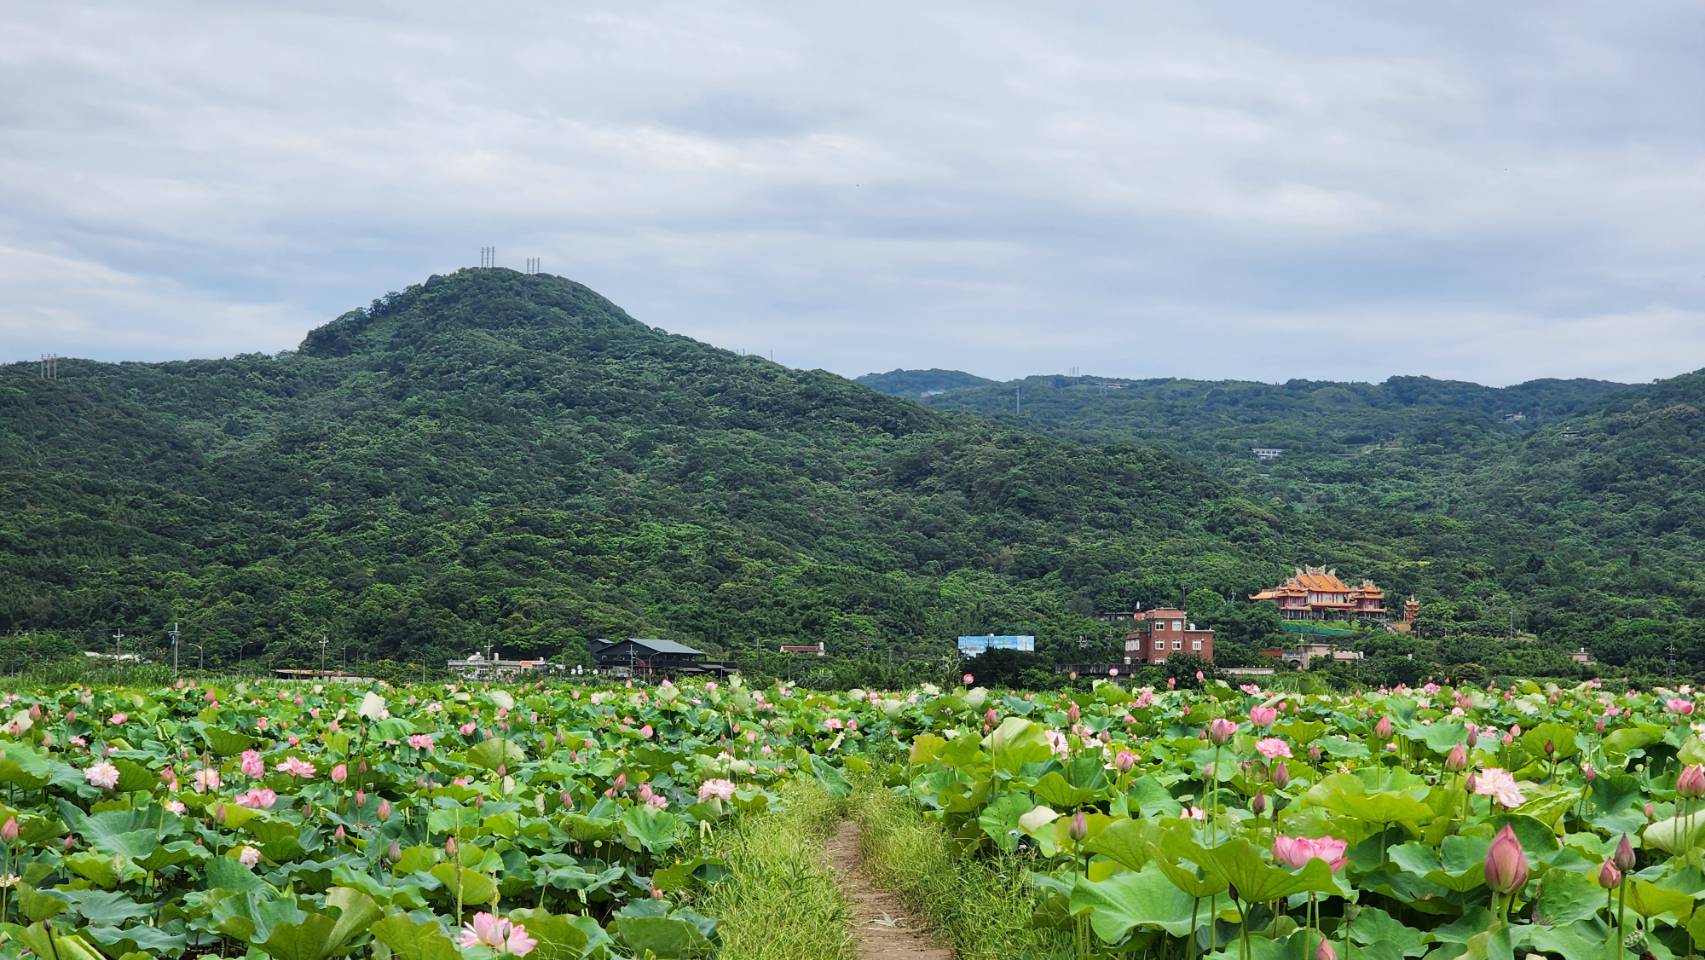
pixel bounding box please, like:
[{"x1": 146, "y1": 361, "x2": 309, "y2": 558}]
[{"x1": 298, "y1": 268, "x2": 647, "y2": 357}]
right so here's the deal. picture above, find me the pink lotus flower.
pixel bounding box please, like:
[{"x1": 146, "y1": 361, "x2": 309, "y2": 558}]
[
  {"x1": 1272, "y1": 834, "x2": 1348, "y2": 871},
  {"x1": 1115, "y1": 750, "x2": 1137, "y2": 774},
  {"x1": 1256, "y1": 738, "x2": 1292, "y2": 760},
  {"x1": 460, "y1": 722, "x2": 477, "y2": 736},
  {"x1": 1249, "y1": 705, "x2": 1278, "y2": 728},
  {"x1": 83, "y1": 762, "x2": 119, "y2": 790},
  {"x1": 1374, "y1": 716, "x2": 1393, "y2": 738},
  {"x1": 240, "y1": 750, "x2": 265, "y2": 779},
  {"x1": 461, "y1": 913, "x2": 537, "y2": 955},
  {"x1": 823, "y1": 718, "x2": 844, "y2": 731},
  {"x1": 1181, "y1": 805, "x2": 1206, "y2": 820},
  {"x1": 108, "y1": 712, "x2": 128, "y2": 725},
  {"x1": 235, "y1": 845, "x2": 262, "y2": 867},
  {"x1": 1598, "y1": 858, "x2": 1621, "y2": 890},
  {"x1": 164, "y1": 799, "x2": 187, "y2": 815},
  {"x1": 638, "y1": 724, "x2": 654, "y2": 739},
  {"x1": 698, "y1": 778, "x2": 737, "y2": 803},
  {"x1": 1445, "y1": 744, "x2": 1468, "y2": 771},
  {"x1": 1484, "y1": 825, "x2": 1529, "y2": 893},
  {"x1": 407, "y1": 734, "x2": 435, "y2": 751},
  {"x1": 1208, "y1": 718, "x2": 1238, "y2": 745},
  {"x1": 1, "y1": 817, "x2": 18, "y2": 842},
  {"x1": 962, "y1": 673, "x2": 974, "y2": 686},
  {"x1": 1473, "y1": 768, "x2": 1527, "y2": 809},
  {"x1": 330, "y1": 763, "x2": 347, "y2": 784},
  {"x1": 274, "y1": 757, "x2": 315, "y2": 779},
  {"x1": 1678, "y1": 764, "x2": 1705, "y2": 798},
  {"x1": 235, "y1": 787, "x2": 278, "y2": 809},
  {"x1": 1667, "y1": 698, "x2": 1696, "y2": 716}
]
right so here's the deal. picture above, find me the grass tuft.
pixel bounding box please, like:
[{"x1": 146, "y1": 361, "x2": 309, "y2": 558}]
[
  {"x1": 702, "y1": 780, "x2": 853, "y2": 960},
  {"x1": 853, "y1": 784, "x2": 1076, "y2": 960}
]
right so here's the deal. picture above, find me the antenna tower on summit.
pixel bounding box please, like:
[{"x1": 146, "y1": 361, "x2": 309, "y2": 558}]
[
  {"x1": 39, "y1": 354, "x2": 59, "y2": 380},
  {"x1": 479, "y1": 246, "x2": 497, "y2": 268}
]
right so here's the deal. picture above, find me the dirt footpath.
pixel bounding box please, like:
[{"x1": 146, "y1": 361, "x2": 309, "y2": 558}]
[{"x1": 823, "y1": 821, "x2": 954, "y2": 960}]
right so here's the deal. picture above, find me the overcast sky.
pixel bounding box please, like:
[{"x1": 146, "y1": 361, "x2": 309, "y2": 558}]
[{"x1": 3, "y1": 3, "x2": 1703, "y2": 385}]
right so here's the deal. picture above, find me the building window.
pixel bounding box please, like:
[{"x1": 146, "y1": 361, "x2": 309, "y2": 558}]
[
  {"x1": 1173, "y1": 620, "x2": 1183, "y2": 630},
  {"x1": 1154, "y1": 640, "x2": 1164, "y2": 651},
  {"x1": 1156, "y1": 622, "x2": 1166, "y2": 631},
  {"x1": 1172, "y1": 639, "x2": 1182, "y2": 650},
  {"x1": 1193, "y1": 639, "x2": 1203, "y2": 651}
]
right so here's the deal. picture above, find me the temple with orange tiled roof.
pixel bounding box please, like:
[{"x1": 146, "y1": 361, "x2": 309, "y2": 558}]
[{"x1": 1249, "y1": 566, "x2": 1387, "y2": 621}]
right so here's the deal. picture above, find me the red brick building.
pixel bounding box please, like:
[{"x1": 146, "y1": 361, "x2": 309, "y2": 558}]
[{"x1": 1120, "y1": 607, "x2": 1215, "y2": 665}]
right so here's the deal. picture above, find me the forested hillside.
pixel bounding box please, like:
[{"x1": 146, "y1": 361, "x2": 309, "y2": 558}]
[
  {"x1": 865, "y1": 369, "x2": 1705, "y2": 671},
  {"x1": 1, "y1": 270, "x2": 1322, "y2": 670}
]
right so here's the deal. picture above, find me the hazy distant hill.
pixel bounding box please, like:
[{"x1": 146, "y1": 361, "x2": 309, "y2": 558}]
[{"x1": 856, "y1": 368, "x2": 995, "y2": 397}]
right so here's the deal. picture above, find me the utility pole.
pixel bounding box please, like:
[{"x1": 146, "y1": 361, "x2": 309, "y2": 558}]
[
  {"x1": 1014, "y1": 383, "x2": 1021, "y2": 416},
  {"x1": 319, "y1": 636, "x2": 329, "y2": 676},
  {"x1": 111, "y1": 629, "x2": 125, "y2": 658},
  {"x1": 170, "y1": 622, "x2": 181, "y2": 675}
]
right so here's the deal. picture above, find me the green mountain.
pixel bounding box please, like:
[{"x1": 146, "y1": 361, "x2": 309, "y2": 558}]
[
  {"x1": 0, "y1": 269, "x2": 1321, "y2": 670},
  {"x1": 866, "y1": 368, "x2": 1705, "y2": 671}
]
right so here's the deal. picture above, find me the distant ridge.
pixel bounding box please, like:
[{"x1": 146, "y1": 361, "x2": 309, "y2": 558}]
[{"x1": 855, "y1": 368, "x2": 994, "y2": 397}]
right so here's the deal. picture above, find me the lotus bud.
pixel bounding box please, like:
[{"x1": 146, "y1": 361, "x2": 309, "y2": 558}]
[
  {"x1": 355, "y1": 789, "x2": 366, "y2": 806},
  {"x1": 1249, "y1": 705, "x2": 1278, "y2": 728},
  {"x1": 1068, "y1": 702, "x2": 1081, "y2": 725},
  {"x1": 1115, "y1": 751, "x2": 1137, "y2": 774},
  {"x1": 377, "y1": 799, "x2": 391, "y2": 821},
  {"x1": 1251, "y1": 791, "x2": 1266, "y2": 816},
  {"x1": 1484, "y1": 825, "x2": 1529, "y2": 894},
  {"x1": 386, "y1": 840, "x2": 402, "y2": 863},
  {"x1": 1272, "y1": 762, "x2": 1291, "y2": 789},
  {"x1": 1374, "y1": 716, "x2": 1393, "y2": 738},
  {"x1": 1446, "y1": 744, "x2": 1468, "y2": 771},
  {"x1": 1595, "y1": 717, "x2": 1606, "y2": 734},
  {"x1": 1, "y1": 817, "x2": 17, "y2": 843},
  {"x1": 1597, "y1": 858, "x2": 1621, "y2": 890},
  {"x1": 445, "y1": 836, "x2": 458, "y2": 858},
  {"x1": 1208, "y1": 718, "x2": 1237, "y2": 745},
  {"x1": 1543, "y1": 739, "x2": 1555, "y2": 757},
  {"x1": 331, "y1": 763, "x2": 347, "y2": 784},
  {"x1": 1316, "y1": 938, "x2": 1337, "y2": 960},
  {"x1": 985, "y1": 708, "x2": 998, "y2": 726},
  {"x1": 1069, "y1": 811, "x2": 1088, "y2": 841},
  {"x1": 1465, "y1": 727, "x2": 1479, "y2": 748},
  {"x1": 64, "y1": 833, "x2": 77, "y2": 850},
  {"x1": 1582, "y1": 763, "x2": 1596, "y2": 782},
  {"x1": 334, "y1": 825, "x2": 346, "y2": 842},
  {"x1": 1678, "y1": 765, "x2": 1705, "y2": 798},
  {"x1": 1645, "y1": 802, "x2": 1655, "y2": 820},
  {"x1": 1509, "y1": 724, "x2": 1521, "y2": 738},
  {"x1": 1614, "y1": 834, "x2": 1635, "y2": 870},
  {"x1": 1465, "y1": 772, "x2": 1479, "y2": 794}
]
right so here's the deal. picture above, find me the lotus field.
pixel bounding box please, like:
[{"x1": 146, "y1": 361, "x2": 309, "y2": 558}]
[{"x1": 0, "y1": 677, "x2": 1703, "y2": 958}]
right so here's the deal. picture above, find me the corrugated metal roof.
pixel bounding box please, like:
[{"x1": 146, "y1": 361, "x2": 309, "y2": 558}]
[{"x1": 622, "y1": 637, "x2": 707, "y2": 656}]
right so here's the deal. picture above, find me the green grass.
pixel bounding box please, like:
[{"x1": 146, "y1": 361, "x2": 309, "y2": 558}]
[
  {"x1": 701, "y1": 780, "x2": 853, "y2": 960},
  {"x1": 853, "y1": 784, "x2": 1076, "y2": 960}
]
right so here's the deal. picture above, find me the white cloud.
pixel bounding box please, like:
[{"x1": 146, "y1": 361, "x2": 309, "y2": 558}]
[{"x1": 0, "y1": 1, "x2": 1700, "y2": 383}]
